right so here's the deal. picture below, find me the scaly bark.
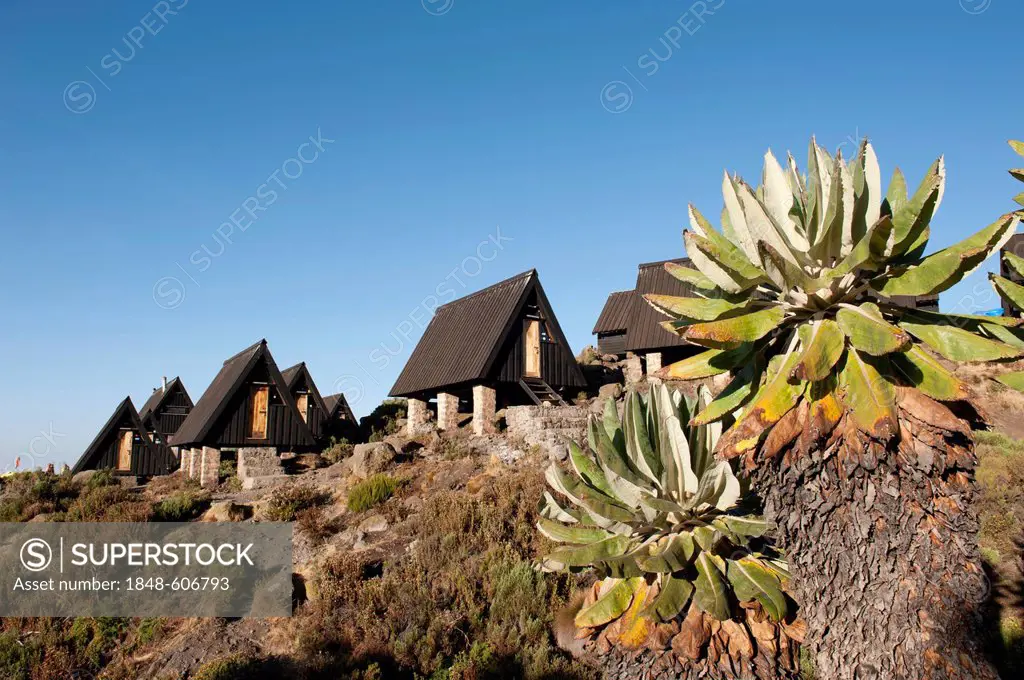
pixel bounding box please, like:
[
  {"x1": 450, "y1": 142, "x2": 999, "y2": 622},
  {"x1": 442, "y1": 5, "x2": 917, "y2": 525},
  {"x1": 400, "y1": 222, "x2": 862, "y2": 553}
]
[{"x1": 747, "y1": 388, "x2": 998, "y2": 679}]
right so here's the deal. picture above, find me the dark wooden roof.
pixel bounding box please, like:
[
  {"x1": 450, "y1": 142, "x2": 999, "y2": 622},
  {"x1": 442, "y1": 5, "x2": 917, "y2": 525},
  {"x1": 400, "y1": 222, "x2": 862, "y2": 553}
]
[
  {"x1": 72, "y1": 397, "x2": 157, "y2": 474},
  {"x1": 625, "y1": 258, "x2": 698, "y2": 352},
  {"x1": 281, "y1": 362, "x2": 329, "y2": 420},
  {"x1": 138, "y1": 376, "x2": 192, "y2": 424},
  {"x1": 389, "y1": 269, "x2": 585, "y2": 396},
  {"x1": 171, "y1": 339, "x2": 315, "y2": 447},
  {"x1": 592, "y1": 290, "x2": 636, "y2": 334},
  {"x1": 323, "y1": 393, "x2": 356, "y2": 422}
]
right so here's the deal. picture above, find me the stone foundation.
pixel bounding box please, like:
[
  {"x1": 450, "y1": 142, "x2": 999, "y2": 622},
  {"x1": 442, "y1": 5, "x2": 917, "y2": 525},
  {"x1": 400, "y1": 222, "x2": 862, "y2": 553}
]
[
  {"x1": 237, "y1": 447, "x2": 285, "y2": 490},
  {"x1": 437, "y1": 392, "x2": 459, "y2": 431},
  {"x1": 407, "y1": 397, "x2": 430, "y2": 436},
  {"x1": 199, "y1": 446, "x2": 220, "y2": 489},
  {"x1": 180, "y1": 449, "x2": 192, "y2": 476},
  {"x1": 506, "y1": 405, "x2": 589, "y2": 460},
  {"x1": 188, "y1": 447, "x2": 200, "y2": 479},
  {"x1": 623, "y1": 354, "x2": 643, "y2": 385},
  {"x1": 472, "y1": 385, "x2": 497, "y2": 436},
  {"x1": 646, "y1": 351, "x2": 663, "y2": 382}
]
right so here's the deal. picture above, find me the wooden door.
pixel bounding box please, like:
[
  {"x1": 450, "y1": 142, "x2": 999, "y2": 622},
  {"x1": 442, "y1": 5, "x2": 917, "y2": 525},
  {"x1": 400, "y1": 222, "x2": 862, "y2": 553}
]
[
  {"x1": 249, "y1": 385, "x2": 269, "y2": 439},
  {"x1": 525, "y1": 319, "x2": 541, "y2": 378},
  {"x1": 117, "y1": 430, "x2": 133, "y2": 471},
  {"x1": 295, "y1": 393, "x2": 309, "y2": 423}
]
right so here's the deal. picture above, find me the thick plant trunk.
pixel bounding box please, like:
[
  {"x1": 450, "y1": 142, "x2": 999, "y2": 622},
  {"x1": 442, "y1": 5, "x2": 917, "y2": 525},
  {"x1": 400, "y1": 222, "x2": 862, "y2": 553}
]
[{"x1": 750, "y1": 389, "x2": 998, "y2": 680}]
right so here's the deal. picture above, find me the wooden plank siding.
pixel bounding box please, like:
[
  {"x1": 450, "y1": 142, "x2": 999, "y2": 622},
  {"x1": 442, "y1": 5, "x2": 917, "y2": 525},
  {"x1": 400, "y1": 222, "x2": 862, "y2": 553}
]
[{"x1": 72, "y1": 397, "x2": 177, "y2": 476}]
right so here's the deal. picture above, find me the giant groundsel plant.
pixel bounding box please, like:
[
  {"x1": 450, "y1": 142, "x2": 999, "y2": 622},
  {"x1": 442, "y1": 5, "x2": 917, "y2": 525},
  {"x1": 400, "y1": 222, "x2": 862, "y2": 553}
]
[
  {"x1": 648, "y1": 138, "x2": 1023, "y2": 459},
  {"x1": 538, "y1": 385, "x2": 788, "y2": 635}
]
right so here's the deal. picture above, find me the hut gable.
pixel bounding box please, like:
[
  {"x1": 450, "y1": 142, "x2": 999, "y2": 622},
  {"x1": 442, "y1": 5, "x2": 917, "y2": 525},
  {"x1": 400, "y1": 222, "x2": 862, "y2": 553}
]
[
  {"x1": 389, "y1": 270, "x2": 585, "y2": 398},
  {"x1": 323, "y1": 393, "x2": 356, "y2": 423},
  {"x1": 592, "y1": 290, "x2": 637, "y2": 356},
  {"x1": 72, "y1": 397, "x2": 176, "y2": 476},
  {"x1": 138, "y1": 377, "x2": 193, "y2": 443},
  {"x1": 280, "y1": 362, "x2": 329, "y2": 441},
  {"x1": 170, "y1": 340, "x2": 315, "y2": 449},
  {"x1": 625, "y1": 258, "x2": 697, "y2": 353}
]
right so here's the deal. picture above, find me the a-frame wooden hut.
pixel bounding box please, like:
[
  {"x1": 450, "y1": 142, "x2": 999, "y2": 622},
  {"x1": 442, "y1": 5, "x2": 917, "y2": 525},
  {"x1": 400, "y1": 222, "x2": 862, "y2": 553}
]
[
  {"x1": 170, "y1": 340, "x2": 316, "y2": 479},
  {"x1": 390, "y1": 269, "x2": 586, "y2": 436},
  {"x1": 322, "y1": 392, "x2": 358, "y2": 442},
  {"x1": 138, "y1": 376, "x2": 193, "y2": 448},
  {"x1": 72, "y1": 397, "x2": 177, "y2": 476},
  {"x1": 280, "y1": 362, "x2": 329, "y2": 446}
]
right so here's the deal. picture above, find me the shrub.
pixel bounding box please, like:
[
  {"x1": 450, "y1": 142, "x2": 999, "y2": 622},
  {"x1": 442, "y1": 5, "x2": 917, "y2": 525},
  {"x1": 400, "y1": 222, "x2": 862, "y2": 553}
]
[
  {"x1": 263, "y1": 485, "x2": 331, "y2": 521},
  {"x1": 63, "y1": 484, "x2": 152, "y2": 522},
  {"x1": 323, "y1": 437, "x2": 355, "y2": 464},
  {"x1": 193, "y1": 654, "x2": 263, "y2": 680},
  {"x1": 439, "y1": 438, "x2": 473, "y2": 460},
  {"x1": 296, "y1": 469, "x2": 595, "y2": 679},
  {"x1": 361, "y1": 399, "x2": 407, "y2": 442},
  {"x1": 152, "y1": 488, "x2": 211, "y2": 522},
  {"x1": 347, "y1": 474, "x2": 402, "y2": 512},
  {"x1": 0, "y1": 470, "x2": 80, "y2": 522}
]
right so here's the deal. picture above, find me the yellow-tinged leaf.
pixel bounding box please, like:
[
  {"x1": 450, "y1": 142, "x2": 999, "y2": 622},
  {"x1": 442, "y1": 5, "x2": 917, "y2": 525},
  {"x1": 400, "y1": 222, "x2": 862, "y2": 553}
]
[
  {"x1": 664, "y1": 261, "x2": 716, "y2": 290},
  {"x1": 876, "y1": 213, "x2": 1018, "y2": 296},
  {"x1": 839, "y1": 350, "x2": 898, "y2": 440},
  {"x1": 644, "y1": 575, "x2": 694, "y2": 623},
  {"x1": 836, "y1": 305, "x2": 910, "y2": 356},
  {"x1": 793, "y1": 319, "x2": 846, "y2": 381},
  {"x1": 613, "y1": 580, "x2": 655, "y2": 649},
  {"x1": 644, "y1": 293, "x2": 750, "y2": 321},
  {"x1": 694, "y1": 552, "x2": 730, "y2": 621},
  {"x1": 683, "y1": 231, "x2": 757, "y2": 295},
  {"x1": 997, "y1": 371, "x2": 1024, "y2": 392},
  {"x1": 659, "y1": 345, "x2": 755, "y2": 380},
  {"x1": 683, "y1": 307, "x2": 787, "y2": 348},
  {"x1": 991, "y1": 274, "x2": 1024, "y2": 312},
  {"x1": 891, "y1": 345, "x2": 970, "y2": 402},
  {"x1": 1004, "y1": 250, "x2": 1024, "y2": 278},
  {"x1": 575, "y1": 577, "x2": 644, "y2": 628},
  {"x1": 719, "y1": 347, "x2": 805, "y2": 458},
  {"x1": 1010, "y1": 140, "x2": 1024, "y2": 158},
  {"x1": 900, "y1": 319, "x2": 1023, "y2": 362}
]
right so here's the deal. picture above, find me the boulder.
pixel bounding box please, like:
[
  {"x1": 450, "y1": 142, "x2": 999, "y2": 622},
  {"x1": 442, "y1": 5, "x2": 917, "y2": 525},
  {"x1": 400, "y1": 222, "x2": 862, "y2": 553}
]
[
  {"x1": 357, "y1": 514, "x2": 388, "y2": 533},
  {"x1": 202, "y1": 501, "x2": 251, "y2": 522},
  {"x1": 72, "y1": 470, "x2": 98, "y2": 485},
  {"x1": 349, "y1": 442, "x2": 397, "y2": 479},
  {"x1": 598, "y1": 383, "x2": 623, "y2": 401}
]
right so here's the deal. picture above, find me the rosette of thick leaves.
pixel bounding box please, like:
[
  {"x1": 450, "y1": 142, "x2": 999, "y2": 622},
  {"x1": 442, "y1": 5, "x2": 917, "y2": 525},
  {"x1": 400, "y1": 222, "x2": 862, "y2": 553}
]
[
  {"x1": 648, "y1": 138, "x2": 1023, "y2": 459},
  {"x1": 537, "y1": 385, "x2": 788, "y2": 632}
]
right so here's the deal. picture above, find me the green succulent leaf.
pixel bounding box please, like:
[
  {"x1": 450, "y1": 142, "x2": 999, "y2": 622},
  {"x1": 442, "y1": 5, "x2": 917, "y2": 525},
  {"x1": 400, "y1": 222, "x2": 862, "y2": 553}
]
[
  {"x1": 891, "y1": 345, "x2": 971, "y2": 402},
  {"x1": 690, "y1": 367, "x2": 758, "y2": 426},
  {"x1": 637, "y1": 533, "x2": 697, "y2": 573},
  {"x1": 1004, "y1": 250, "x2": 1024, "y2": 278},
  {"x1": 683, "y1": 307, "x2": 787, "y2": 348},
  {"x1": 891, "y1": 157, "x2": 944, "y2": 257},
  {"x1": 727, "y1": 558, "x2": 788, "y2": 621},
  {"x1": 875, "y1": 214, "x2": 1018, "y2": 297},
  {"x1": 794, "y1": 318, "x2": 846, "y2": 381},
  {"x1": 997, "y1": 371, "x2": 1024, "y2": 391},
  {"x1": 716, "y1": 515, "x2": 770, "y2": 538},
  {"x1": 886, "y1": 167, "x2": 908, "y2": 217},
  {"x1": 575, "y1": 577, "x2": 644, "y2": 628},
  {"x1": 644, "y1": 575, "x2": 695, "y2": 623},
  {"x1": 694, "y1": 552, "x2": 731, "y2": 621},
  {"x1": 838, "y1": 350, "x2": 898, "y2": 440},
  {"x1": 644, "y1": 293, "x2": 752, "y2": 322},
  {"x1": 720, "y1": 346, "x2": 805, "y2": 458},
  {"x1": 831, "y1": 215, "x2": 894, "y2": 277},
  {"x1": 900, "y1": 318, "x2": 1023, "y2": 362},
  {"x1": 991, "y1": 274, "x2": 1024, "y2": 313},
  {"x1": 664, "y1": 260, "x2": 717, "y2": 291},
  {"x1": 660, "y1": 344, "x2": 755, "y2": 380},
  {"x1": 537, "y1": 518, "x2": 614, "y2": 545},
  {"x1": 836, "y1": 304, "x2": 911, "y2": 356},
  {"x1": 546, "y1": 535, "x2": 634, "y2": 569}
]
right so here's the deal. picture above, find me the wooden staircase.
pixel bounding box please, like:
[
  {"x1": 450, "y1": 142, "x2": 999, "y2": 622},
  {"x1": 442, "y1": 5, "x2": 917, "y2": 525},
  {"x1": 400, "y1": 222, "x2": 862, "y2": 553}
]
[{"x1": 519, "y1": 377, "x2": 567, "y2": 406}]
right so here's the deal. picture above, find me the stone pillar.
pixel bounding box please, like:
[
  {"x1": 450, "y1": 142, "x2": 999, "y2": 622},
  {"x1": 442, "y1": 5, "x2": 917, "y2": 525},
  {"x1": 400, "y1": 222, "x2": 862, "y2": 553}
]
[
  {"x1": 472, "y1": 385, "x2": 497, "y2": 436},
  {"x1": 437, "y1": 392, "x2": 460, "y2": 431},
  {"x1": 188, "y1": 447, "x2": 201, "y2": 479},
  {"x1": 179, "y1": 448, "x2": 191, "y2": 475},
  {"x1": 199, "y1": 446, "x2": 220, "y2": 489},
  {"x1": 407, "y1": 398, "x2": 429, "y2": 436},
  {"x1": 646, "y1": 352, "x2": 663, "y2": 383},
  {"x1": 623, "y1": 354, "x2": 643, "y2": 385}
]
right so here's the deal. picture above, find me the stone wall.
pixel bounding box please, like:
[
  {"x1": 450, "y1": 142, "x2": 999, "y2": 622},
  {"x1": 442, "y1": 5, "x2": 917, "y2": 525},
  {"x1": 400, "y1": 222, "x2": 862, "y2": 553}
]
[
  {"x1": 406, "y1": 398, "x2": 431, "y2": 436},
  {"x1": 505, "y1": 405, "x2": 589, "y2": 461},
  {"x1": 237, "y1": 447, "x2": 285, "y2": 490},
  {"x1": 472, "y1": 385, "x2": 496, "y2": 436},
  {"x1": 437, "y1": 392, "x2": 459, "y2": 431},
  {"x1": 199, "y1": 446, "x2": 220, "y2": 489}
]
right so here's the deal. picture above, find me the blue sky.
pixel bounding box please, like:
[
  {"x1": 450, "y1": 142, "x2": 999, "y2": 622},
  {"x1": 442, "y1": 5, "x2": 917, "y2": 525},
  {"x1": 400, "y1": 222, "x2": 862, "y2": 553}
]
[{"x1": 1, "y1": 0, "x2": 1022, "y2": 468}]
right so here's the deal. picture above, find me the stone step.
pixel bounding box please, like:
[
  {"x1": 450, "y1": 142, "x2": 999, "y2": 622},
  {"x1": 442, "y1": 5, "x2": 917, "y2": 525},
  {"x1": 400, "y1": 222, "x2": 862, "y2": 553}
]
[{"x1": 242, "y1": 474, "x2": 290, "y2": 491}]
